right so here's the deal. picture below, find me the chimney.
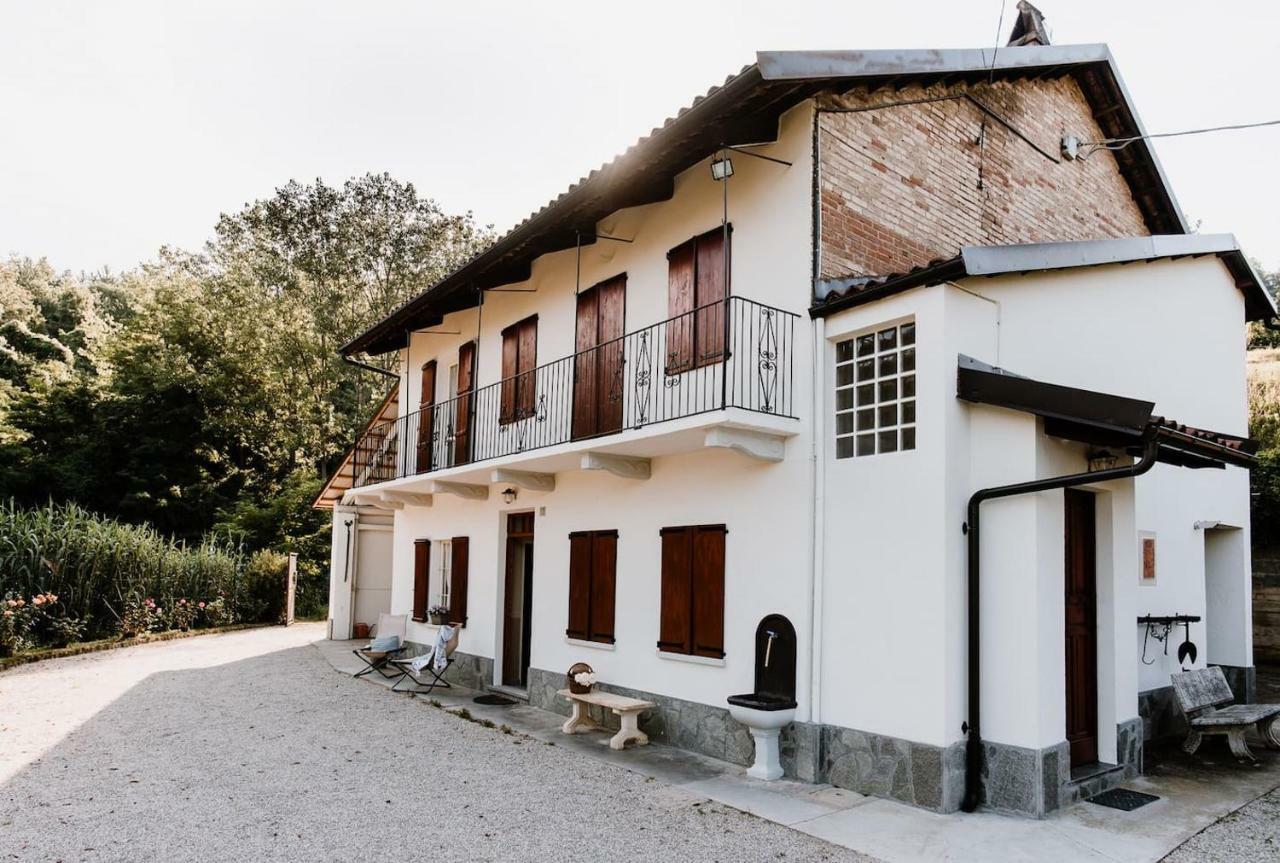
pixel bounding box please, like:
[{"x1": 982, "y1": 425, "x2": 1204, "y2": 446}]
[{"x1": 1007, "y1": 1, "x2": 1051, "y2": 46}]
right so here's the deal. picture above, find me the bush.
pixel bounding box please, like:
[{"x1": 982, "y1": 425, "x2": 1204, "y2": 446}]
[{"x1": 237, "y1": 549, "x2": 289, "y2": 625}]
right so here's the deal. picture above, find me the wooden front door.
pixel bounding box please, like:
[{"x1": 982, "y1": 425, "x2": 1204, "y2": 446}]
[
  {"x1": 416, "y1": 361, "x2": 436, "y2": 474},
  {"x1": 502, "y1": 512, "x2": 535, "y2": 687},
  {"x1": 454, "y1": 341, "x2": 475, "y2": 465},
  {"x1": 572, "y1": 276, "x2": 626, "y2": 440},
  {"x1": 1064, "y1": 489, "x2": 1099, "y2": 767}
]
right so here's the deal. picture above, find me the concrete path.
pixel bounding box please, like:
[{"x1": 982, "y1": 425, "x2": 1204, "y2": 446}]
[
  {"x1": 317, "y1": 639, "x2": 1280, "y2": 863},
  {"x1": 0, "y1": 625, "x2": 869, "y2": 862}
]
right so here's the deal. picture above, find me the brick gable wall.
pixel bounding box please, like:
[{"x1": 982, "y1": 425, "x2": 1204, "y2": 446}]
[{"x1": 818, "y1": 76, "x2": 1152, "y2": 280}]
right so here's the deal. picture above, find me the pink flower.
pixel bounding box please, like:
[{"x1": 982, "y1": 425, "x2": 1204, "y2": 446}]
[
  {"x1": 2, "y1": 610, "x2": 12, "y2": 618},
  {"x1": 178, "y1": 599, "x2": 186, "y2": 605},
  {"x1": 198, "y1": 602, "x2": 206, "y2": 609},
  {"x1": 32, "y1": 596, "x2": 44, "y2": 606}
]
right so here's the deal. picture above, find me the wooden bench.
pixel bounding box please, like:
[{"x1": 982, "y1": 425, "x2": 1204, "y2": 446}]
[
  {"x1": 558, "y1": 688, "x2": 654, "y2": 750},
  {"x1": 1172, "y1": 667, "x2": 1280, "y2": 763}
]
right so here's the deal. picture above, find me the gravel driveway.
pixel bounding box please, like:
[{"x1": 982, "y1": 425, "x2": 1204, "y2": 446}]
[
  {"x1": 0, "y1": 625, "x2": 871, "y2": 862},
  {"x1": 1163, "y1": 786, "x2": 1280, "y2": 862}
]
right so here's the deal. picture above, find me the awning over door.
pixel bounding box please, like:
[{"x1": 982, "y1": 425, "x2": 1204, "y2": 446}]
[{"x1": 956, "y1": 355, "x2": 1257, "y2": 470}]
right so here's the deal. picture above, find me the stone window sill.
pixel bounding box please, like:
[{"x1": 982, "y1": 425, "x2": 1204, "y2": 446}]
[
  {"x1": 566, "y1": 638, "x2": 615, "y2": 652},
  {"x1": 656, "y1": 650, "x2": 726, "y2": 668}
]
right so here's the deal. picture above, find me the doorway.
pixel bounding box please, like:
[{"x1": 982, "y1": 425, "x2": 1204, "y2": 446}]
[
  {"x1": 502, "y1": 512, "x2": 536, "y2": 688},
  {"x1": 1064, "y1": 489, "x2": 1099, "y2": 767},
  {"x1": 572, "y1": 275, "x2": 626, "y2": 440}
]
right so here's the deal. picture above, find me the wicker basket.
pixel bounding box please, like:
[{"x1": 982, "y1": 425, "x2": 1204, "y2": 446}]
[{"x1": 567, "y1": 662, "x2": 594, "y2": 694}]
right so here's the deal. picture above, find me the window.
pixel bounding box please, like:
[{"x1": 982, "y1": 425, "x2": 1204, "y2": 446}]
[
  {"x1": 657, "y1": 524, "x2": 726, "y2": 658},
  {"x1": 500, "y1": 316, "x2": 538, "y2": 424},
  {"x1": 412, "y1": 539, "x2": 431, "y2": 622},
  {"x1": 433, "y1": 537, "x2": 469, "y2": 626},
  {"x1": 834, "y1": 320, "x2": 916, "y2": 458},
  {"x1": 436, "y1": 539, "x2": 451, "y2": 610},
  {"x1": 567, "y1": 530, "x2": 618, "y2": 644},
  {"x1": 667, "y1": 226, "x2": 730, "y2": 373}
]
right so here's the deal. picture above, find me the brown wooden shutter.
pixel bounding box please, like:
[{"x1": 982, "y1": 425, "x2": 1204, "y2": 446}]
[
  {"x1": 658, "y1": 527, "x2": 693, "y2": 653},
  {"x1": 416, "y1": 362, "x2": 437, "y2": 474},
  {"x1": 572, "y1": 289, "x2": 599, "y2": 440},
  {"x1": 517, "y1": 316, "x2": 538, "y2": 418},
  {"x1": 454, "y1": 342, "x2": 475, "y2": 464},
  {"x1": 566, "y1": 532, "x2": 592, "y2": 640},
  {"x1": 412, "y1": 539, "x2": 431, "y2": 622},
  {"x1": 500, "y1": 326, "x2": 518, "y2": 424},
  {"x1": 595, "y1": 279, "x2": 625, "y2": 435},
  {"x1": 450, "y1": 536, "x2": 469, "y2": 626},
  {"x1": 666, "y1": 240, "x2": 696, "y2": 374},
  {"x1": 691, "y1": 525, "x2": 726, "y2": 658},
  {"x1": 694, "y1": 228, "x2": 729, "y2": 365},
  {"x1": 589, "y1": 531, "x2": 618, "y2": 643}
]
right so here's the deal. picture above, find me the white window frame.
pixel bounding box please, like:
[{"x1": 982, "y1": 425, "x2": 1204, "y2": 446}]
[
  {"x1": 437, "y1": 539, "x2": 452, "y2": 608},
  {"x1": 834, "y1": 319, "x2": 917, "y2": 458}
]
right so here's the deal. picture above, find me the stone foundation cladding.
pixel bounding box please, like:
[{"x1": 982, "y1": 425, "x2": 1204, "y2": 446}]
[
  {"x1": 404, "y1": 643, "x2": 493, "y2": 693},
  {"x1": 529, "y1": 667, "x2": 964, "y2": 812}
]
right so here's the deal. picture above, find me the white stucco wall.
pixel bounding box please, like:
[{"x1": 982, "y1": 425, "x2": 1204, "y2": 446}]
[
  {"x1": 373, "y1": 100, "x2": 818, "y2": 715},
  {"x1": 818, "y1": 254, "x2": 1251, "y2": 754}
]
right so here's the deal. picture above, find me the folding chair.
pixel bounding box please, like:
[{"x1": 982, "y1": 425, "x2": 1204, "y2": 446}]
[
  {"x1": 390, "y1": 624, "x2": 460, "y2": 695},
  {"x1": 352, "y1": 613, "x2": 408, "y2": 680}
]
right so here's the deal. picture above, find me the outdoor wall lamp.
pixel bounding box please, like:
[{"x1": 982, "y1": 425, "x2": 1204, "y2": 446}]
[
  {"x1": 710, "y1": 156, "x2": 734, "y2": 181},
  {"x1": 501, "y1": 487, "x2": 518, "y2": 504}
]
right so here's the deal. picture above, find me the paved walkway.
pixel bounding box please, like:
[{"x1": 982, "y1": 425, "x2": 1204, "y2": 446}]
[{"x1": 0, "y1": 625, "x2": 868, "y2": 862}]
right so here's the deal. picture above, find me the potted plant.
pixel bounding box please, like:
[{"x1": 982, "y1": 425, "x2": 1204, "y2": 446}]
[{"x1": 428, "y1": 604, "x2": 449, "y2": 626}]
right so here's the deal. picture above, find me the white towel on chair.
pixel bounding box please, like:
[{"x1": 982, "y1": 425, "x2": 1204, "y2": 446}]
[{"x1": 409, "y1": 625, "x2": 455, "y2": 673}]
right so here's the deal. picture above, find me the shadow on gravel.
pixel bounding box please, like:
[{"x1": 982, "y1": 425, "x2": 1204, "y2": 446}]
[{"x1": 0, "y1": 643, "x2": 870, "y2": 863}]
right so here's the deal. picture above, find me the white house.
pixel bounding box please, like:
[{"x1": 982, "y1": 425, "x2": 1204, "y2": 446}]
[{"x1": 315, "y1": 25, "x2": 1273, "y2": 817}]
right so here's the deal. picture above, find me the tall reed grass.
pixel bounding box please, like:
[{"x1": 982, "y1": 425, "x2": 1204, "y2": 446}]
[{"x1": 0, "y1": 500, "x2": 254, "y2": 640}]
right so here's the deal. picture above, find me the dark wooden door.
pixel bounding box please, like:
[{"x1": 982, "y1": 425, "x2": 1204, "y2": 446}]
[
  {"x1": 416, "y1": 361, "x2": 436, "y2": 474},
  {"x1": 502, "y1": 513, "x2": 535, "y2": 687},
  {"x1": 454, "y1": 342, "x2": 475, "y2": 465},
  {"x1": 572, "y1": 276, "x2": 626, "y2": 440},
  {"x1": 1064, "y1": 489, "x2": 1098, "y2": 767}
]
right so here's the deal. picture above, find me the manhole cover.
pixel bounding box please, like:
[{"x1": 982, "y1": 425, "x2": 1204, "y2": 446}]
[{"x1": 1087, "y1": 788, "x2": 1159, "y2": 811}]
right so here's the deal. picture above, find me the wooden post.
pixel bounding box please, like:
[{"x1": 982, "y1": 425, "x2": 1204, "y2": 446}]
[{"x1": 286, "y1": 552, "x2": 298, "y2": 625}]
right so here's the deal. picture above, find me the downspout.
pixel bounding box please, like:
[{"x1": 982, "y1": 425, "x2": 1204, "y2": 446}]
[
  {"x1": 808, "y1": 104, "x2": 826, "y2": 729},
  {"x1": 959, "y1": 433, "x2": 1161, "y2": 813}
]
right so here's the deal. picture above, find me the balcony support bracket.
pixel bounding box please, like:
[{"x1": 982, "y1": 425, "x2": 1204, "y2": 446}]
[
  {"x1": 381, "y1": 491, "x2": 434, "y2": 508},
  {"x1": 580, "y1": 452, "x2": 652, "y2": 480},
  {"x1": 429, "y1": 481, "x2": 490, "y2": 501},
  {"x1": 346, "y1": 491, "x2": 400, "y2": 511},
  {"x1": 704, "y1": 427, "x2": 786, "y2": 463},
  {"x1": 491, "y1": 469, "x2": 556, "y2": 493}
]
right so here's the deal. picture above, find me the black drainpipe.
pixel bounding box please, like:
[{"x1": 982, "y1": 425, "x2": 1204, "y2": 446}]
[{"x1": 959, "y1": 433, "x2": 1161, "y2": 813}]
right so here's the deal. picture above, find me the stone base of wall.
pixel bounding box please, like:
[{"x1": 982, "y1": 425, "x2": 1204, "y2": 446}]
[
  {"x1": 1215, "y1": 664, "x2": 1257, "y2": 704},
  {"x1": 980, "y1": 718, "x2": 1141, "y2": 817},
  {"x1": 404, "y1": 642, "x2": 493, "y2": 693},
  {"x1": 1140, "y1": 685, "x2": 1187, "y2": 742},
  {"x1": 528, "y1": 666, "x2": 961, "y2": 812},
  {"x1": 824, "y1": 727, "x2": 965, "y2": 812}
]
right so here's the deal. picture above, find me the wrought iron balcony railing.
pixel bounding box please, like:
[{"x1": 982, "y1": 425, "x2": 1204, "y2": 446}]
[{"x1": 351, "y1": 296, "x2": 797, "y2": 488}]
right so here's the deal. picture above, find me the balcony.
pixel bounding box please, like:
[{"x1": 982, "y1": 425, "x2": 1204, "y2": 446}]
[{"x1": 349, "y1": 296, "x2": 799, "y2": 496}]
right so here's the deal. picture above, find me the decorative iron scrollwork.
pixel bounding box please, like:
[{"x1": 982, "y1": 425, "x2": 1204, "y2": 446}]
[{"x1": 757, "y1": 308, "x2": 778, "y2": 413}]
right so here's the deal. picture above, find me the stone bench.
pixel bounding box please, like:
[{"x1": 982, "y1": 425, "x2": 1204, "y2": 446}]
[
  {"x1": 558, "y1": 688, "x2": 654, "y2": 751},
  {"x1": 1172, "y1": 667, "x2": 1280, "y2": 763}
]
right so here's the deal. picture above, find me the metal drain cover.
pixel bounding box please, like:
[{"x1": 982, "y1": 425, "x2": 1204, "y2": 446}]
[{"x1": 1087, "y1": 788, "x2": 1159, "y2": 811}]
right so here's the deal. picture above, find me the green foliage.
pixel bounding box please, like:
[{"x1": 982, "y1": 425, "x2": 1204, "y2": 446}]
[
  {"x1": 237, "y1": 550, "x2": 291, "y2": 626},
  {"x1": 0, "y1": 173, "x2": 491, "y2": 600}
]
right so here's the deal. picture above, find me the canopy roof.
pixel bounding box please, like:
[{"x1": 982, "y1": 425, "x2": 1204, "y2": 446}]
[
  {"x1": 957, "y1": 355, "x2": 1257, "y2": 470},
  {"x1": 343, "y1": 43, "x2": 1190, "y2": 356}
]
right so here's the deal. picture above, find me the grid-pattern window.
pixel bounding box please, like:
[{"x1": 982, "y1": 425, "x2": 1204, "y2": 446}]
[{"x1": 835, "y1": 321, "x2": 916, "y2": 458}]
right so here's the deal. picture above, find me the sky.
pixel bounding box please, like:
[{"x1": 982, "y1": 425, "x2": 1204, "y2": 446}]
[{"x1": 2, "y1": 0, "x2": 1278, "y2": 274}]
